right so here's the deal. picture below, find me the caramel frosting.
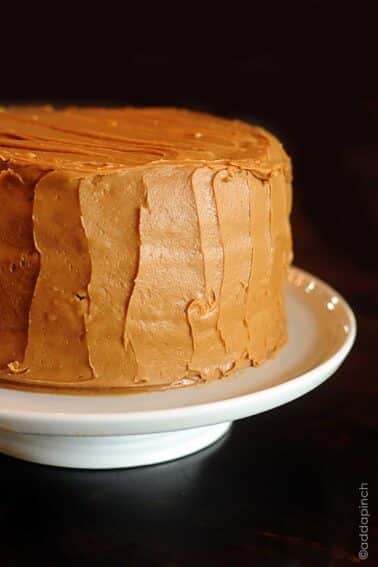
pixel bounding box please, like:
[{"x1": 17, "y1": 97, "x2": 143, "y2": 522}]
[{"x1": 0, "y1": 106, "x2": 293, "y2": 392}]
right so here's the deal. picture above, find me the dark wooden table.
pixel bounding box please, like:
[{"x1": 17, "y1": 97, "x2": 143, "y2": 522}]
[{"x1": 0, "y1": 97, "x2": 377, "y2": 567}]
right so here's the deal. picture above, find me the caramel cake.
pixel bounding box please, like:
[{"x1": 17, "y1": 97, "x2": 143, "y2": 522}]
[{"x1": 0, "y1": 106, "x2": 293, "y2": 393}]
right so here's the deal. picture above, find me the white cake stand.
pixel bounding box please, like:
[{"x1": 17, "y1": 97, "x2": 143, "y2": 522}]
[{"x1": 0, "y1": 267, "x2": 356, "y2": 469}]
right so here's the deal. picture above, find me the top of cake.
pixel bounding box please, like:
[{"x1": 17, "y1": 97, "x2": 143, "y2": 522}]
[{"x1": 0, "y1": 106, "x2": 290, "y2": 177}]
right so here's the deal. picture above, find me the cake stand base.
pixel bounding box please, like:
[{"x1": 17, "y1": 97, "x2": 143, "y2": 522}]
[{"x1": 0, "y1": 421, "x2": 232, "y2": 469}]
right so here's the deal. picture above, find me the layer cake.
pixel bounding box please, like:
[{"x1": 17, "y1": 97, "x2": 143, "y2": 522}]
[{"x1": 0, "y1": 107, "x2": 292, "y2": 392}]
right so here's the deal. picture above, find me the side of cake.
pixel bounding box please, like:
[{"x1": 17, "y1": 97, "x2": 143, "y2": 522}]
[{"x1": 0, "y1": 107, "x2": 292, "y2": 392}]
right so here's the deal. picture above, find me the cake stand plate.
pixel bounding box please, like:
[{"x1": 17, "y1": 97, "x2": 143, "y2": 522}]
[{"x1": 0, "y1": 267, "x2": 356, "y2": 469}]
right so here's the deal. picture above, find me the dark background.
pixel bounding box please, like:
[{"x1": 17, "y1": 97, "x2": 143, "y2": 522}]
[{"x1": 0, "y1": 2, "x2": 377, "y2": 565}]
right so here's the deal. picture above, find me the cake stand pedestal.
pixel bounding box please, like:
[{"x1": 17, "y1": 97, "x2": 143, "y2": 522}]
[{"x1": 0, "y1": 422, "x2": 231, "y2": 469}]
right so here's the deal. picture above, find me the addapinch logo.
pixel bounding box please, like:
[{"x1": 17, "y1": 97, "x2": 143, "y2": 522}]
[{"x1": 358, "y1": 482, "x2": 369, "y2": 561}]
